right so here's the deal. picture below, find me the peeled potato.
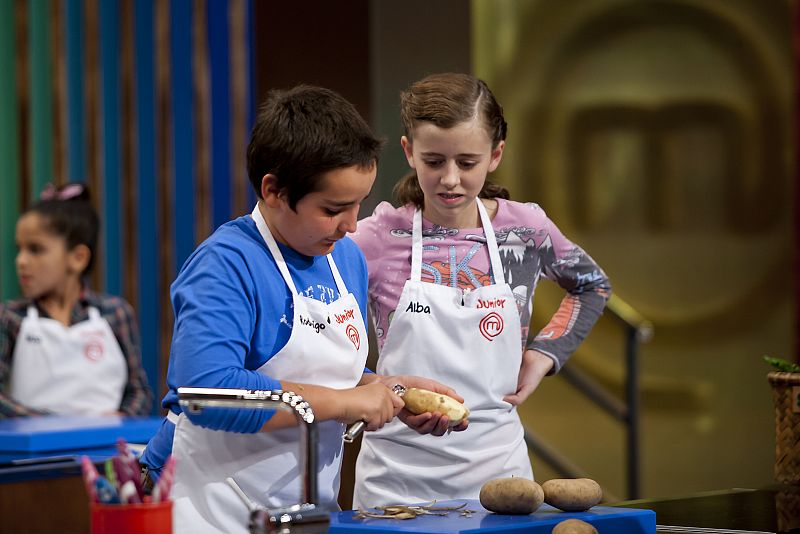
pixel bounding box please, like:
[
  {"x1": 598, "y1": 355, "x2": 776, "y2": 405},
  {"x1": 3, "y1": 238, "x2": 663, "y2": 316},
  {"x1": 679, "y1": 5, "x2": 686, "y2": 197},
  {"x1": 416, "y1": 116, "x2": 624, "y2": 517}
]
[
  {"x1": 479, "y1": 477, "x2": 544, "y2": 515},
  {"x1": 552, "y1": 518, "x2": 598, "y2": 534},
  {"x1": 542, "y1": 478, "x2": 603, "y2": 512},
  {"x1": 402, "y1": 388, "x2": 469, "y2": 425}
]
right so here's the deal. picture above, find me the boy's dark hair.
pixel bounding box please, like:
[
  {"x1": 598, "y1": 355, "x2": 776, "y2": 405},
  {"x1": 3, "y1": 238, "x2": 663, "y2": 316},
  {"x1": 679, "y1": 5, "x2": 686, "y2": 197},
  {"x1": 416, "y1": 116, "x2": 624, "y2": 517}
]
[
  {"x1": 246, "y1": 85, "x2": 384, "y2": 209},
  {"x1": 26, "y1": 182, "x2": 99, "y2": 275}
]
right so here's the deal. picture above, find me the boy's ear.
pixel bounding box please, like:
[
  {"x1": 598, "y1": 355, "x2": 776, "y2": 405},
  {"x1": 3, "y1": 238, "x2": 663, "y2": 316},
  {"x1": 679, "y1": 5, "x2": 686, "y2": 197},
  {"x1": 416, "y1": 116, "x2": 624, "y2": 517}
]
[
  {"x1": 260, "y1": 175, "x2": 284, "y2": 208},
  {"x1": 67, "y1": 244, "x2": 91, "y2": 275},
  {"x1": 400, "y1": 136, "x2": 415, "y2": 168}
]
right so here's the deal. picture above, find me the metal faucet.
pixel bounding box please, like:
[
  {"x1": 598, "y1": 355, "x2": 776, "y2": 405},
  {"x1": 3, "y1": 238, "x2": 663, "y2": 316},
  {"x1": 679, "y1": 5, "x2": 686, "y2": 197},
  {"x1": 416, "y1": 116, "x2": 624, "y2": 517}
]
[{"x1": 177, "y1": 387, "x2": 331, "y2": 534}]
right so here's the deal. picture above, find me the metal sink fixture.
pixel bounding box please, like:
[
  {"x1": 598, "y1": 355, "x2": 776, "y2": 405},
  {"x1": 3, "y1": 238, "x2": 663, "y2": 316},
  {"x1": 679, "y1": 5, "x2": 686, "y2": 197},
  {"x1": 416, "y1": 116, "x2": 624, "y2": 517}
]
[{"x1": 177, "y1": 387, "x2": 330, "y2": 534}]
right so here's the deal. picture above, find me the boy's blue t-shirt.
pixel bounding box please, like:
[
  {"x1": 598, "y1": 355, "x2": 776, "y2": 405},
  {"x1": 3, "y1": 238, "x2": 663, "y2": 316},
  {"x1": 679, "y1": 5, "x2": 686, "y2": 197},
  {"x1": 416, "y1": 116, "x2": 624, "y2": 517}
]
[{"x1": 141, "y1": 214, "x2": 369, "y2": 471}]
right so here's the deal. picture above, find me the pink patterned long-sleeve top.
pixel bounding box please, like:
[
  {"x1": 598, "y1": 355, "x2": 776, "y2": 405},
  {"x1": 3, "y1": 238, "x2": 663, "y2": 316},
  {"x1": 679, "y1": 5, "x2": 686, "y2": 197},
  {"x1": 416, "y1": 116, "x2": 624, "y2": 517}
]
[{"x1": 351, "y1": 199, "x2": 611, "y2": 373}]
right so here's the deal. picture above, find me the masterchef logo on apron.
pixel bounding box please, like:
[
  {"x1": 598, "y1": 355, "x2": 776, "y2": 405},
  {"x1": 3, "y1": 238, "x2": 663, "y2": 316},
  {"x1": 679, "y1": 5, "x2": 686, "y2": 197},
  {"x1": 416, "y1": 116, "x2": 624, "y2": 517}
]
[
  {"x1": 82, "y1": 329, "x2": 107, "y2": 361},
  {"x1": 334, "y1": 309, "x2": 361, "y2": 349},
  {"x1": 84, "y1": 337, "x2": 105, "y2": 361},
  {"x1": 479, "y1": 312, "x2": 504, "y2": 341},
  {"x1": 346, "y1": 324, "x2": 360, "y2": 350}
]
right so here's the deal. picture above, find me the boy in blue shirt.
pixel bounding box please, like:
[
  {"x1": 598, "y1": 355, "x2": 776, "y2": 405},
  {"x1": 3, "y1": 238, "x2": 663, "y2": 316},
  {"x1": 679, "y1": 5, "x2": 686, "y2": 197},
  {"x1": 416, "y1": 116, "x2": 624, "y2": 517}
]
[{"x1": 141, "y1": 85, "x2": 463, "y2": 533}]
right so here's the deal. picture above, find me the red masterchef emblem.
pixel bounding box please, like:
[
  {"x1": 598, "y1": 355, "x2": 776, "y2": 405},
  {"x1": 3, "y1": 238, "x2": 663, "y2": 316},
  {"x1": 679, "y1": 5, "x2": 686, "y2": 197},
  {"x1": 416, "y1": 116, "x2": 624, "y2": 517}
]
[
  {"x1": 84, "y1": 339, "x2": 105, "y2": 361},
  {"x1": 346, "y1": 324, "x2": 360, "y2": 350},
  {"x1": 479, "y1": 312, "x2": 504, "y2": 341}
]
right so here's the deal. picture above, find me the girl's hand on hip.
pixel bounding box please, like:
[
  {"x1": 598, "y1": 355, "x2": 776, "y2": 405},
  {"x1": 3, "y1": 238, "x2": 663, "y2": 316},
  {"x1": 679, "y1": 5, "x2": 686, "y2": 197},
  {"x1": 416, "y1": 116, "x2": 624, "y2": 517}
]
[{"x1": 503, "y1": 349, "x2": 554, "y2": 406}]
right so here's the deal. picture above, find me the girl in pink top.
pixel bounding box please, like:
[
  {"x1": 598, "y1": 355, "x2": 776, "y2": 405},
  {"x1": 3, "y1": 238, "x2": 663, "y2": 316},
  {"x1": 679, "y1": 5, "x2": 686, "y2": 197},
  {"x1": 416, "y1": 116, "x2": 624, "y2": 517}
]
[{"x1": 352, "y1": 73, "x2": 611, "y2": 508}]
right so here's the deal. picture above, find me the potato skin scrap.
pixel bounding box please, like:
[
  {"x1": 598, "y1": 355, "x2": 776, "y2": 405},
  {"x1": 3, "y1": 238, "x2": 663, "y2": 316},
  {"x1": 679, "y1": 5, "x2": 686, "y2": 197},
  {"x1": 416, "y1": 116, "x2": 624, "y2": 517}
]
[
  {"x1": 402, "y1": 388, "x2": 470, "y2": 425},
  {"x1": 479, "y1": 477, "x2": 544, "y2": 515},
  {"x1": 551, "y1": 518, "x2": 598, "y2": 534},
  {"x1": 542, "y1": 478, "x2": 603, "y2": 512}
]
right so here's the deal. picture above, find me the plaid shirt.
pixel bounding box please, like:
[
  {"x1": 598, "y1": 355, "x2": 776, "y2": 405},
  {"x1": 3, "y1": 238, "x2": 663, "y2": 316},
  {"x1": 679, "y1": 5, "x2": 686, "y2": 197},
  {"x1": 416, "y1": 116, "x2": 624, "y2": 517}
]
[{"x1": 0, "y1": 288, "x2": 153, "y2": 417}]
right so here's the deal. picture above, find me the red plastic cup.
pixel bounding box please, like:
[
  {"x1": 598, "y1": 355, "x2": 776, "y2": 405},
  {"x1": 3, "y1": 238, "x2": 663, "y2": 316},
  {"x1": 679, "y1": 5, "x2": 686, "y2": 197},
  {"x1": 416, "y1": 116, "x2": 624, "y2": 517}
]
[{"x1": 90, "y1": 500, "x2": 172, "y2": 534}]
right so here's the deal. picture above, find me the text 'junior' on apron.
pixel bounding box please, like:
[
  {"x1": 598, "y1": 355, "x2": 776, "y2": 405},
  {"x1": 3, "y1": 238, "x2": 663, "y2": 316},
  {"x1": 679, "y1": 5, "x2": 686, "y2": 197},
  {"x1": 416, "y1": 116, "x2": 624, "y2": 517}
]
[
  {"x1": 169, "y1": 205, "x2": 368, "y2": 534},
  {"x1": 354, "y1": 198, "x2": 532, "y2": 509}
]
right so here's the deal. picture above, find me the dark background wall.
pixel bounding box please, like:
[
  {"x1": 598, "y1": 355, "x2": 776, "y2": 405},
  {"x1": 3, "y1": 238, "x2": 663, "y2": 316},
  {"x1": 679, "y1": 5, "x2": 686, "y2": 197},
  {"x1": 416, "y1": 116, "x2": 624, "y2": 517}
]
[
  {"x1": 253, "y1": 1, "x2": 472, "y2": 215},
  {"x1": 252, "y1": 2, "x2": 372, "y2": 121}
]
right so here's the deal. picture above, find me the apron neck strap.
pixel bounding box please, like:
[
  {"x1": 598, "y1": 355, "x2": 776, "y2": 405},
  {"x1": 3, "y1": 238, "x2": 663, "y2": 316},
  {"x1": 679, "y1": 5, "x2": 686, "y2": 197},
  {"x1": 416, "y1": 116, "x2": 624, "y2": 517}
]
[
  {"x1": 326, "y1": 255, "x2": 348, "y2": 296},
  {"x1": 411, "y1": 198, "x2": 505, "y2": 284},
  {"x1": 475, "y1": 199, "x2": 505, "y2": 284},
  {"x1": 411, "y1": 209, "x2": 424, "y2": 281},
  {"x1": 251, "y1": 205, "x2": 348, "y2": 296},
  {"x1": 26, "y1": 306, "x2": 39, "y2": 320}
]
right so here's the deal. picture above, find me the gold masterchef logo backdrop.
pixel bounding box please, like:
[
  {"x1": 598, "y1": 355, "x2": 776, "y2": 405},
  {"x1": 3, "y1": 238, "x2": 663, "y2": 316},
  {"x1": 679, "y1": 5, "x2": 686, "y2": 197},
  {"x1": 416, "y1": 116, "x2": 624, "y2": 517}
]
[{"x1": 474, "y1": 0, "x2": 794, "y2": 498}]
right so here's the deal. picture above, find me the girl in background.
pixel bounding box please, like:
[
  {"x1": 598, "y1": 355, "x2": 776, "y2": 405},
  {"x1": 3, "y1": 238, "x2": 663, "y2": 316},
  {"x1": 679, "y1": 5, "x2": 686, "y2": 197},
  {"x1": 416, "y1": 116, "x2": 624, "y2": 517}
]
[
  {"x1": 353, "y1": 73, "x2": 611, "y2": 507},
  {"x1": 0, "y1": 183, "x2": 152, "y2": 417}
]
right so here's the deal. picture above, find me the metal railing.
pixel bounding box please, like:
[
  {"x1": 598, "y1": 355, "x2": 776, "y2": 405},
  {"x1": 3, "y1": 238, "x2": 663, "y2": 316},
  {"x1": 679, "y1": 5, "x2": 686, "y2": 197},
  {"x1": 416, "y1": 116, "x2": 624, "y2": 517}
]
[{"x1": 524, "y1": 294, "x2": 652, "y2": 500}]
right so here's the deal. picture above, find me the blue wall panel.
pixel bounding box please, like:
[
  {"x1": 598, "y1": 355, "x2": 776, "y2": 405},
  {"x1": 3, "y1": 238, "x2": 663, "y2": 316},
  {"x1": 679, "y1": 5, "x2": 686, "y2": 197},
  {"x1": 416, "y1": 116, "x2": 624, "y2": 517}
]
[
  {"x1": 134, "y1": 0, "x2": 160, "y2": 411},
  {"x1": 207, "y1": 0, "x2": 231, "y2": 228},
  {"x1": 100, "y1": 0, "x2": 122, "y2": 295},
  {"x1": 170, "y1": 0, "x2": 195, "y2": 272}
]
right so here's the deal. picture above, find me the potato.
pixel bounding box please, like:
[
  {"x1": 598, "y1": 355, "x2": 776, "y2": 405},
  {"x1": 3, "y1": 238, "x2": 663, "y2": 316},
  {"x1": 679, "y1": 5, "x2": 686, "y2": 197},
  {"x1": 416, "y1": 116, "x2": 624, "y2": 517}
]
[
  {"x1": 551, "y1": 518, "x2": 598, "y2": 534},
  {"x1": 479, "y1": 477, "x2": 544, "y2": 515},
  {"x1": 542, "y1": 478, "x2": 603, "y2": 512},
  {"x1": 402, "y1": 388, "x2": 469, "y2": 425}
]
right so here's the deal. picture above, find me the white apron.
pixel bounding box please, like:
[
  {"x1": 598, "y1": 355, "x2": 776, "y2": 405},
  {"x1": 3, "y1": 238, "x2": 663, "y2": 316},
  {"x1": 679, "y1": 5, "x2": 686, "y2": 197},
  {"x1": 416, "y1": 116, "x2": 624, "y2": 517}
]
[
  {"x1": 170, "y1": 205, "x2": 368, "y2": 534},
  {"x1": 9, "y1": 306, "x2": 127, "y2": 415},
  {"x1": 354, "y1": 198, "x2": 532, "y2": 508}
]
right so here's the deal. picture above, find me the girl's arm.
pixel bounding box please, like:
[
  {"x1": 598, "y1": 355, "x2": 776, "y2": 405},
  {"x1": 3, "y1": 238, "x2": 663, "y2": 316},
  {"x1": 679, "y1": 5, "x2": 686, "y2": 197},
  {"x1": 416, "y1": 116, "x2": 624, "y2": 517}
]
[
  {"x1": 505, "y1": 262, "x2": 608, "y2": 407},
  {"x1": 528, "y1": 251, "x2": 610, "y2": 373},
  {"x1": 505, "y1": 206, "x2": 611, "y2": 406},
  {"x1": 527, "y1": 209, "x2": 611, "y2": 374},
  {"x1": 109, "y1": 298, "x2": 154, "y2": 416}
]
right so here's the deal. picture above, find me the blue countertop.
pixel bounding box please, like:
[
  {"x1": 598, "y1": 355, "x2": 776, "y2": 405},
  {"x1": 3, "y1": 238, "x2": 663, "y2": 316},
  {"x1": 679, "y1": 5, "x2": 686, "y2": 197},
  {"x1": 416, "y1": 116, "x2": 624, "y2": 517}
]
[
  {"x1": 0, "y1": 415, "x2": 162, "y2": 456},
  {"x1": 0, "y1": 415, "x2": 162, "y2": 483},
  {"x1": 330, "y1": 500, "x2": 656, "y2": 534}
]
